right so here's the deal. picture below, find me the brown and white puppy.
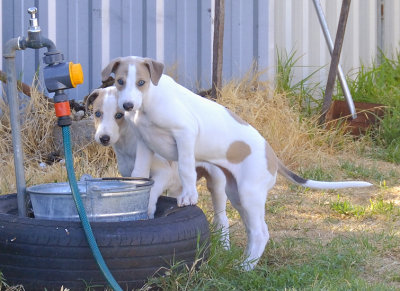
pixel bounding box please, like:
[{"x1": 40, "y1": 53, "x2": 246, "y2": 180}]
[
  {"x1": 102, "y1": 56, "x2": 372, "y2": 270},
  {"x1": 85, "y1": 87, "x2": 229, "y2": 246}
]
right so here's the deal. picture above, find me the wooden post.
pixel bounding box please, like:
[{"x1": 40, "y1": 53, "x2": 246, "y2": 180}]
[
  {"x1": 319, "y1": 0, "x2": 351, "y2": 124},
  {"x1": 211, "y1": 0, "x2": 225, "y2": 99}
]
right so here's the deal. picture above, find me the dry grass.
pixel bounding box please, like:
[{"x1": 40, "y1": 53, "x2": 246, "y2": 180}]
[
  {"x1": 0, "y1": 80, "x2": 117, "y2": 193},
  {"x1": 217, "y1": 73, "x2": 364, "y2": 170}
]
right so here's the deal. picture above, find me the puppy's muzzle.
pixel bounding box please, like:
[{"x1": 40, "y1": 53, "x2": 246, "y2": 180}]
[
  {"x1": 99, "y1": 135, "x2": 110, "y2": 146},
  {"x1": 123, "y1": 102, "x2": 134, "y2": 111}
]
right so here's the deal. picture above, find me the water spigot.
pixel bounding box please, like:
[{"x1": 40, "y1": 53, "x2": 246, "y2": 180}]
[{"x1": 26, "y1": 7, "x2": 41, "y2": 45}]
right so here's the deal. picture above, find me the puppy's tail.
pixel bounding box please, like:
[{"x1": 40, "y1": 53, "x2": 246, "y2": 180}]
[{"x1": 277, "y1": 160, "x2": 373, "y2": 189}]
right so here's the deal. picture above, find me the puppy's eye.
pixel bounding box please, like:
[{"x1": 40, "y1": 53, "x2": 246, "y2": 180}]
[
  {"x1": 95, "y1": 111, "x2": 102, "y2": 118},
  {"x1": 137, "y1": 80, "x2": 145, "y2": 87},
  {"x1": 117, "y1": 79, "x2": 124, "y2": 86},
  {"x1": 115, "y1": 112, "x2": 124, "y2": 119}
]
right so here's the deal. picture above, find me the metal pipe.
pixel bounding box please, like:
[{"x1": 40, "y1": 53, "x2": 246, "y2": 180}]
[
  {"x1": 3, "y1": 11, "x2": 59, "y2": 217},
  {"x1": 3, "y1": 37, "x2": 27, "y2": 217},
  {"x1": 319, "y1": 0, "x2": 352, "y2": 124},
  {"x1": 41, "y1": 37, "x2": 57, "y2": 52},
  {"x1": 313, "y1": 0, "x2": 357, "y2": 119},
  {"x1": 19, "y1": 36, "x2": 57, "y2": 53}
]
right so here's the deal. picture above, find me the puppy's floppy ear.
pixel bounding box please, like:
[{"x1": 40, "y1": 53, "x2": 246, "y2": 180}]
[
  {"x1": 144, "y1": 58, "x2": 164, "y2": 86},
  {"x1": 85, "y1": 89, "x2": 100, "y2": 112},
  {"x1": 101, "y1": 57, "x2": 122, "y2": 82}
]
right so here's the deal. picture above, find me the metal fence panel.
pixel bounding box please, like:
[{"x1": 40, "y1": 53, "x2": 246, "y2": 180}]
[{"x1": 1, "y1": 0, "x2": 400, "y2": 101}]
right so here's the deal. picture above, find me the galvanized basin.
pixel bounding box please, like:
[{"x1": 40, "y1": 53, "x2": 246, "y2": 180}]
[{"x1": 27, "y1": 178, "x2": 153, "y2": 222}]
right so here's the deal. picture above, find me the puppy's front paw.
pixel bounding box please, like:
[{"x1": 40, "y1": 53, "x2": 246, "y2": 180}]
[
  {"x1": 147, "y1": 204, "x2": 156, "y2": 219},
  {"x1": 177, "y1": 191, "x2": 198, "y2": 207}
]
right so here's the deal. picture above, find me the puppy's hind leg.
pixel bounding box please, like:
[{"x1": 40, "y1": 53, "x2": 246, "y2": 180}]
[
  {"x1": 224, "y1": 172, "x2": 270, "y2": 270},
  {"x1": 217, "y1": 168, "x2": 269, "y2": 269},
  {"x1": 238, "y1": 180, "x2": 271, "y2": 271},
  {"x1": 205, "y1": 166, "x2": 230, "y2": 250}
]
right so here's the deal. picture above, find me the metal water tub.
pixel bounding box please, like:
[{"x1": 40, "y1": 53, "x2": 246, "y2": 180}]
[{"x1": 27, "y1": 178, "x2": 153, "y2": 222}]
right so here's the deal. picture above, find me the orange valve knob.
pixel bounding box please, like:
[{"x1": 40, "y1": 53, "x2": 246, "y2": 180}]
[
  {"x1": 54, "y1": 101, "x2": 71, "y2": 117},
  {"x1": 69, "y1": 62, "x2": 84, "y2": 87}
]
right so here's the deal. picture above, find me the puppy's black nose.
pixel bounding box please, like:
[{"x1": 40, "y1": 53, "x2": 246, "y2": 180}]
[
  {"x1": 123, "y1": 102, "x2": 134, "y2": 111},
  {"x1": 99, "y1": 135, "x2": 110, "y2": 145}
]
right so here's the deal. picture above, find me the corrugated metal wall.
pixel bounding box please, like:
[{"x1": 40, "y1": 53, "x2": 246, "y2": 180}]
[
  {"x1": 1, "y1": 0, "x2": 400, "y2": 101},
  {"x1": 273, "y1": 0, "x2": 400, "y2": 86}
]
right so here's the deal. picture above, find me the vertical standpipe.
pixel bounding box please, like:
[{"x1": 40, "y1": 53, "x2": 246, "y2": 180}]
[
  {"x1": 3, "y1": 7, "x2": 64, "y2": 217},
  {"x1": 3, "y1": 38, "x2": 27, "y2": 217}
]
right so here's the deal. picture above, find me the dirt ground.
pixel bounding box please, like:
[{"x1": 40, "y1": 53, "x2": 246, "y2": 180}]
[{"x1": 196, "y1": 156, "x2": 400, "y2": 288}]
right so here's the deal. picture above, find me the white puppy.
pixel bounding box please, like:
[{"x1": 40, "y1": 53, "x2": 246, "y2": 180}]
[
  {"x1": 102, "y1": 56, "x2": 372, "y2": 270},
  {"x1": 85, "y1": 87, "x2": 229, "y2": 245}
]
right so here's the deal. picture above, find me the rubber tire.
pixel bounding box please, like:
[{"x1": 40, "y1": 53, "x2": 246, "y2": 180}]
[{"x1": 0, "y1": 194, "x2": 209, "y2": 290}]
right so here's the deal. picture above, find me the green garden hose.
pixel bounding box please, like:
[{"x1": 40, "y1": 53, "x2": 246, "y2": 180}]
[{"x1": 62, "y1": 125, "x2": 123, "y2": 291}]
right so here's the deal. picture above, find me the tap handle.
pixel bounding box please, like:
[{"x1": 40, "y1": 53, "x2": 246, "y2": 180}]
[
  {"x1": 27, "y1": 7, "x2": 40, "y2": 31},
  {"x1": 28, "y1": 7, "x2": 38, "y2": 17}
]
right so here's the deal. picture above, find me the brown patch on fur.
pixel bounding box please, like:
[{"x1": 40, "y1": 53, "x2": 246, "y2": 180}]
[
  {"x1": 135, "y1": 62, "x2": 151, "y2": 92},
  {"x1": 144, "y1": 58, "x2": 164, "y2": 85},
  {"x1": 265, "y1": 141, "x2": 278, "y2": 175},
  {"x1": 101, "y1": 57, "x2": 121, "y2": 82},
  {"x1": 196, "y1": 166, "x2": 210, "y2": 181},
  {"x1": 226, "y1": 141, "x2": 251, "y2": 164},
  {"x1": 91, "y1": 90, "x2": 106, "y2": 130},
  {"x1": 225, "y1": 108, "x2": 248, "y2": 125},
  {"x1": 84, "y1": 90, "x2": 99, "y2": 112},
  {"x1": 113, "y1": 61, "x2": 130, "y2": 91}
]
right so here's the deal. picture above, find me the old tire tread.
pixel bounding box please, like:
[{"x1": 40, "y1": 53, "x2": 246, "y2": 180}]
[{"x1": 0, "y1": 195, "x2": 209, "y2": 290}]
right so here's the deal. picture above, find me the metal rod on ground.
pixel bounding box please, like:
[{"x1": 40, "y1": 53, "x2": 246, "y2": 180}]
[
  {"x1": 211, "y1": 0, "x2": 225, "y2": 99},
  {"x1": 312, "y1": 0, "x2": 356, "y2": 119},
  {"x1": 319, "y1": 0, "x2": 352, "y2": 125}
]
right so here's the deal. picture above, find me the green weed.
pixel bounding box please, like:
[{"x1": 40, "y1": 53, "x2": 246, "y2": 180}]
[
  {"x1": 275, "y1": 48, "x2": 323, "y2": 116},
  {"x1": 369, "y1": 197, "x2": 398, "y2": 216},
  {"x1": 330, "y1": 195, "x2": 366, "y2": 217},
  {"x1": 340, "y1": 51, "x2": 400, "y2": 163},
  {"x1": 330, "y1": 195, "x2": 400, "y2": 218},
  {"x1": 299, "y1": 166, "x2": 334, "y2": 181},
  {"x1": 340, "y1": 161, "x2": 372, "y2": 179},
  {"x1": 266, "y1": 200, "x2": 286, "y2": 214},
  {"x1": 339, "y1": 160, "x2": 397, "y2": 184}
]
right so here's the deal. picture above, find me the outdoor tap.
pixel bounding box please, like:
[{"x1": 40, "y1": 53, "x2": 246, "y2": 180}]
[
  {"x1": 3, "y1": 5, "x2": 83, "y2": 217},
  {"x1": 26, "y1": 7, "x2": 41, "y2": 47},
  {"x1": 17, "y1": 7, "x2": 57, "y2": 52}
]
